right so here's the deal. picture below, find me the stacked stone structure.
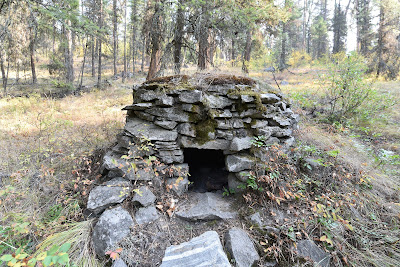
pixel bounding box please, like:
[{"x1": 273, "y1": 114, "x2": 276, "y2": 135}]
[{"x1": 100, "y1": 74, "x2": 299, "y2": 194}]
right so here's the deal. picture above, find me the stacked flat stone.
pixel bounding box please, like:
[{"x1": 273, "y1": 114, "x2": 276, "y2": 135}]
[{"x1": 101, "y1": 74, "x2": 299, "y2": 193}]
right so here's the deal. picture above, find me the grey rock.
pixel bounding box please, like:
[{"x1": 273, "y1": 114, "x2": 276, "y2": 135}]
[
  {"x1": 146, "y1": 107, "x2": 190, "y2": 122},
  {"x1": 248, "y1": 212, "x2": 264, "y2": 228},
  {"x1": 207, "y1": 85, "x2": 234, "y2": 95},
  {"x1": 177, "y1": 123, "x2": 196, "y2": 137},
  {"x1": 126, "y1": 167, "x2": 155, "y2": 181},
  {"x1": 282, "y1": 136, "x2": 295, "y2": 148},
  {"x1": 125, "y1": 117, "x2": 178, "y2": 142},
  {"x1": 157, "y1": 149, "x2": 184, "y2": 164},
  {"x1": 135, "y1": 206, "x2": 159, "y2": 224},
  {"x1": 269, "y1": 115, "x2": 292, "y2": 127},
  {"x1": 203, "y1": 94, "x2": 234, "y2": 109},
  {"x1": 111, "y1": 259, "x2": 128, "y2": 267},
  {"x1": 216, "y1": 119, "x2": 244, "y2": 130},
  {"x1": 236, "y1": 171, "x2": 252, "y2": 182},
  {"x1": 241, "y1": 95, "x2": 255, "y2": 103},
  {"x1": 251, "y1": 120, "x2": 269, "y2": 129},
  {"x1": 136, "y1": 90, "x2": 162, "y2": 101},
  {"x1": 230, "y1": 136, "x2": 253, "y2": 152},
  {"x1": 216, "y1": 130, "x2": 234, "y2": 140},
  {"x1": 225, "y1": 228, "x2": 260, "y2": 267},
  {"x1": 92, "y1": 206, "x2": 134, "y2": 257},
  {"x1": 133, "y1": 111, "x2": 155, "y2": 122},
  {"x1": 154, "y1": 119, "x2": 178, "y2": 130},
  {"x1": 100, "y1": 151, "x2": 126, "y2": 175},
  {"x1": 239, "y1": 109, "x2": 261, "y2": 118},
  {"x1": 132, "y1": 186, "x2": 156, "y2": 207},
  {"x1": 176, "y1": 192, "x2": 237, "y2": 221},
  {"x1": 243, "y1": 117, "x2": 252, "y2": 124},
  {"x1": 228, "y1": 174, "x2": 246, "y2": 193},
  {"x1": 160, "y1": 231, "x2": 230, "y2": 267},
  {"x1": 210, "y1": 109, "x2": 233, "y2": 118},
  {"x1": 154, "y1": 141, "x2": 180, "y2": 151},
  {"x1": 296, "y1": 240, "x2": 330, "y2": 267},
  {"x1": 226, "y1": 155, "x2": 253, "y2": 172},
  {"x1": 179, "y1": 90, "x2": 203, "y2": 103},
  {"x1": 276, "y1": 101, "x2": 287, "y2": 111},
  {"x1": 87, "y1": 178, "x2": 130, "y2": 214},
  {"x1": 181, "y1": 104, "x2": 201, "y2": 113},
  {"x1": 166, "y1": 176, "x2": 189, "y2": 196},
  {"x1": 260, "y1": 93, "x2": 280, "y2": 104},
  {"x1": 179, "y1": 136, "x2": 230, "y2": 150},
  {"x1": 263, "y1": 260, "x2": 277, "y2": 267},
  {"x1": 156, "y1": 96, "x2": 174, "y2": 106},
  {"x1": 123, "y1": 103, "x2": 153, "y2": 111}
]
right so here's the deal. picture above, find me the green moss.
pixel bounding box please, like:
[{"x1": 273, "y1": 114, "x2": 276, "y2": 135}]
[
  {"x1": 228, "y1": 89, "x2": 267, "y2": 112},
  {"x1": 194, "y1": 119, "x2": 217, "y2": 145}
]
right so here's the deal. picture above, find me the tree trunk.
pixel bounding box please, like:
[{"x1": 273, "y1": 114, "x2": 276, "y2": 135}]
[
  {"x1": 79, "y1": 41, "x2": 88, "y2": 89},
  {"x1": 242, "y1": 28, "x2": 252, "y2": 73},
  {"x1": 64, "y1": 21, "x2": 74, "y2": 84},
  {"x1": 113, "y1": 0, "x2": 118, "y2": 77},
  {"x1": 131, "y1": 0, "x2": 138, "y2": 73},
  {"x1": 146, "y1": 0, "x2": 163, "y2": 81},
  {"x1": 197, "y1": 6, "x2": 209, "y2": 70},
  {"x1": 123, "y1": 0, "x2": 127, "y2": 82},
  {"x1": 91, "y1": 37, "x2": 96, "y2": 77},
  {"x1": 377, "y1": 3, "x2": 385, "y2": 76},
  {"x1": 173, "y1": 0, "x2": 184, "y2": 74},
  {"x1": 0, "y1": 50, "x2": 6, "y2": 95},
  {"x1": 141, "y1": 36, "x2": 146, "y2": 73},
  {"x1": 29, "y1": 14, "x2": 37, "y2": 84},
  {"x1": 97, "y1": 0, "x2": 103, "y2": 87}
]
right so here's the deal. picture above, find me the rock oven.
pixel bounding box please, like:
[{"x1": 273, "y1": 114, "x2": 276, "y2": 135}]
[{"x1": 100, "y1": 74, "x2": 299, "y2": 195}]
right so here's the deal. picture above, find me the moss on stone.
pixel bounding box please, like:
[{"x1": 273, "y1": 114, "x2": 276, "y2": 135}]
[
  {"x1": 228, "y1": 89, "x2": 267, "y2": 112},
  {"x1": 194, "y1": 119, "x2": 217, "y2": 145}
]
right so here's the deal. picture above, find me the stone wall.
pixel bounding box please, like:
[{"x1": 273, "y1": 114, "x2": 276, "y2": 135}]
[{"x1": 100, "y1": 74, "x2": 299, "y2": 195}]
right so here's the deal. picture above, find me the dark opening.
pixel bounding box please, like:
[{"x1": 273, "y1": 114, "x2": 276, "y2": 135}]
[{"x1": 184, "y1": 148, "x2": 229, "y2": 192}]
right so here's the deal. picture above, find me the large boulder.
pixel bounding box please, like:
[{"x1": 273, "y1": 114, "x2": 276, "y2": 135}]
[
  {"x1": 131, "y1": 186, "x2": 156, "y2": 207},
  {"x1": 226, "y1": 155, "x2": 253, "y2": 172},
  {"x1": 92, "y1": 206, "x2": 134, "y2": 257},
  {"x1": 134, "y1": 206, "x2": 159, "y2": 225},
  {"x1": 160, "y1": 231, "x2": 230, "y2": 267}
]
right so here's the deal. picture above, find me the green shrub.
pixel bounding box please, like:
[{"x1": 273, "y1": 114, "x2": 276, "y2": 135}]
[{"x1": 320, "y1": 52, "x2": 374, "y2": 121}]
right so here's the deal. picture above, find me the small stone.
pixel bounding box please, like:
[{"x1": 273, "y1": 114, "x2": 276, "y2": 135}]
[
  {"x1": 226, "y1": 155, "x2": 253, "y2": 172},
  {"x1": 181, "y1": 104, "x2": 201, "y2": 113},
  {"x1": 228, "y1": 174, "x2": 246, "y2": 193},
  {"x1": 236, "y1": 171, "x2": 252, "y2": 182},
  {"x1": 132, "y1": 186, "x2": 156, "y2": 207},
  {"x1": 92, "y1": 206, "x2": 134, "y2": 257},
  {"x1": 123, "y1": 103, "x2": 153, "y2": 111},
  {"x1": 125, "y1": 168, "x2": 155, "y2": 181},
  {"x1": 248, "y1": 212, "x2": 264, "y2": 228},
  {"x1": 251, "y1": 120, "x2": 269, "y2": 129},
  {"x1": 157, "y1": 149, "x2": 184, "y2": 164},
  {"x1": 295, "y1": 240, "x2": 330, "y2": 267},
  {"x1": 216, "y1": 119, "x2": 244, "y2": 130},
  {"x1": 135, "y1": 206, "x2": 159, "y2": 224},
  {"x1": 166, "y1": 177, "x2": 189, "y2": 196},
  {"x1": 156, "y1": 96, "x2": 174, "y2": 106},
  {"x1": 230, "y1": 136, "x2": 253, "y2": 152},
  {"x1": 111, "y1": 259, "x2": 128, "y2": 267},
  {"x1": 160, "y1": 231, "x2": 230, "y2": 267},
  {"x1": 260, "y1": 93, "x2": 281, "y2": 104},
  {"x1": 203, "y1": 95, "x2": 234, "y2": 109},
  {"x1": 241, "y1": 95, "x2": 255, "y2": 103},
  {"x1": 154, "y1": 120, "x2": 178, "y2": 130},
  {"x1": 210, "y1": 109, "x2": 233, "y2": 118},
  {"x1": 225, "y1": 228, "x2": 260, "y2": 267},
  {"x1": 133, "y1": 111, "x2": 155, "y2": 122},
  {"x1": 146, "y1": 107, "x2": 190, "y2": 122},
  {"x1": 179, "y1": 90, "x2": 203, "y2": 103},
  {"x1": 154, "y1": 141, "x2": 180, "y2": 151},
  {"x1": 87, "y1": 178, "x2": 130, "y2": 214},
  {"x1": 136, "y1": 89, "x2": 161, "y2": 101},
  {"x1": 269, "y1": 115, "x2": 291, "y2": 127},
  {"x1": 177, "y1": 123, "x2": 196, "y2": 137},
  {"x1": 216, "y1": 130, "x2": 234, "y2": 140}
]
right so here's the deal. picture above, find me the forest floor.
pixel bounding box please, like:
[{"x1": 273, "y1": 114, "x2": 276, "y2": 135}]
[{"x1": 0, "y1": 66, "x2": 399, "y2": 266}]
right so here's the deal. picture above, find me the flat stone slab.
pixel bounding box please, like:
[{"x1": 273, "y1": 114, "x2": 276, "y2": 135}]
[
  {"x1": 87, "y1": 178, "x2": 130, "y2": 214},
  {"x1": 176, "y1": 192, "x2": 237, "y2": 221},
  {"x1": 225, "y1": 228, "x2": 260, "y2": 267},
  {"x1": 160, "y1": 231, "x2": 230, "y2": 267},
  {"x1": 226, "y1": 155, "x2": 253, "y2": 172},
  {"x1": 125, "y1": 117, "x2": 178, "y2": 142},
  {"x1": 92, "y1": 206, "x2": 134, "y2": 257}
]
